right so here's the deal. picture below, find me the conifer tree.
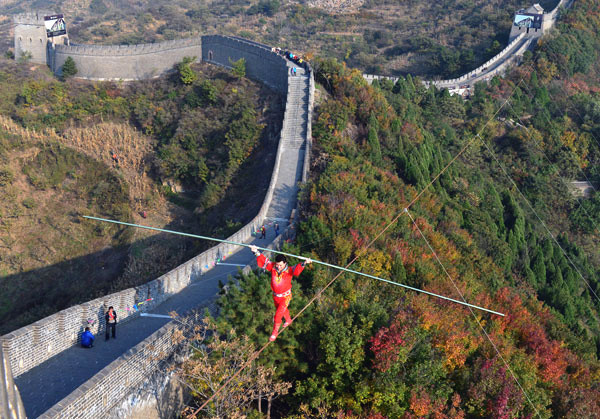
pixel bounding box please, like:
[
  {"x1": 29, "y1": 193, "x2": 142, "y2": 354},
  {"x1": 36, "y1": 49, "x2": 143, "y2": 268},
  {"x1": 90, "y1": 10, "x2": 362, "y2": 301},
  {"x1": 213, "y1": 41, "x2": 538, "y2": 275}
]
[{"x1": 61, "y1": 57, "x2": 78, "y2": 79}]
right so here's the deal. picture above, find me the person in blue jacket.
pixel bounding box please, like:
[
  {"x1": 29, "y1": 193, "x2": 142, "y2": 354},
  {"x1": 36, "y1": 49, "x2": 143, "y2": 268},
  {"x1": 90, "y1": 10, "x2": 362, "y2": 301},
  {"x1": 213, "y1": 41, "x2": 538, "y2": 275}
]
[{"x1": 81, "y1": 327, "x2": 95, "y2": 348}]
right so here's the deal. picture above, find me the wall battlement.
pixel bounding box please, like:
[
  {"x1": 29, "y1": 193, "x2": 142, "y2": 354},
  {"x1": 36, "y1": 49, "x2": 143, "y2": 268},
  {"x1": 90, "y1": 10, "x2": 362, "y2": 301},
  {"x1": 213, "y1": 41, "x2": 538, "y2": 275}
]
[
  {"x1": 57, "y1": 37, "x2": 202, "y2": 57},
  {"x1": 12, "y1": 12, "x2": 48, "y2": 25},
  {"x1": 364, "y1": 1, "x2": 570, "y2": 93},
  {"x1": 51, "y1": 37, "x2": 203, "y2": 81}
]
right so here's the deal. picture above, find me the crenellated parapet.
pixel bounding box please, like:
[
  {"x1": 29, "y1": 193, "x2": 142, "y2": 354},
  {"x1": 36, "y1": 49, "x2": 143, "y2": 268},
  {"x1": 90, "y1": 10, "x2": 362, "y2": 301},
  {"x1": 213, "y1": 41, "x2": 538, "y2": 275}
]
[
  {"x1": 12, "y1": 12, "x2": 49, "y2": 25},
  {"x1": 55, "y1": 37, "x2": 202, "y2": 57},
  {"x1": 202, "y1": 35, "x2": 289, "y2": 93},
  {"x1": 363, "y1": 1, "x2": 572, "y2": 95}
]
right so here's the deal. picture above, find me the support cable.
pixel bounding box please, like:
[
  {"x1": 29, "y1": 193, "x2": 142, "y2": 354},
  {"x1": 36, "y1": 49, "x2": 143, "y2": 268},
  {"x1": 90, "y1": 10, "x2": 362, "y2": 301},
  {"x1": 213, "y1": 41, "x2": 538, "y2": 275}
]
[
  {"x1": 94, "y1": 61, "x2": 528, "y2": 417},
  {"x1": 477, "y1": 137, "x2": 600, "y2": 305},
  {"x1": 406, "y1": 209, "x2": 541, "y2": 418},
  {"x1": 509, "y1": 85, "x2": 600, "y2": 235}
]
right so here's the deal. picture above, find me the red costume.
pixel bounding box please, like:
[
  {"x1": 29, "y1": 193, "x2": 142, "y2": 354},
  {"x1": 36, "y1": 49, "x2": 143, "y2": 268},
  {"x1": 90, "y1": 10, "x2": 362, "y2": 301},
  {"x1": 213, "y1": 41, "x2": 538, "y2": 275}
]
[{"x1": 256, "y1": 253, "x2": 305, "y2": 340}]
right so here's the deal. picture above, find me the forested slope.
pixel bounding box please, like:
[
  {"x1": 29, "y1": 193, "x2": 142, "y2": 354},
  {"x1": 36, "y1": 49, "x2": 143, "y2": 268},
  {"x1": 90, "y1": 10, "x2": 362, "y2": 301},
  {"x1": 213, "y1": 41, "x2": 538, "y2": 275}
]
[{"x1": 190, "y1": 1, "x2": 600, "y2": 417}]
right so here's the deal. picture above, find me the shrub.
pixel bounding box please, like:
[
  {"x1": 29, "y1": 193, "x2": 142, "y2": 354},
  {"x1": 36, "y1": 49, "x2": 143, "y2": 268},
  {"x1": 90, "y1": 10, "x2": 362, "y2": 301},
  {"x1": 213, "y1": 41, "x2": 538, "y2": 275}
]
[
  {"x1": 177, "y1": 57, "x2": 198, "y2": 85},
  {"x1": 0, "y1": 167, "x2": 14, "y2": 186},
  {"x1": 230, "y1": 58, "x2": 246, "y2": 78},
  {"x1": 22, "y1": 198, "x2": 36, "y2": 209}
]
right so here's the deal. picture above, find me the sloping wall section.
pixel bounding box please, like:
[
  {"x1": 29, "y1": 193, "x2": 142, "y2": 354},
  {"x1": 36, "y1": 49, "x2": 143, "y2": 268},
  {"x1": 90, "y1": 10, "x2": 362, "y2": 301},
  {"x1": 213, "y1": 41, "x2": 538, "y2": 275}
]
[{"x1": 202, "y1": 35, "x2": 289, "y2": 93}]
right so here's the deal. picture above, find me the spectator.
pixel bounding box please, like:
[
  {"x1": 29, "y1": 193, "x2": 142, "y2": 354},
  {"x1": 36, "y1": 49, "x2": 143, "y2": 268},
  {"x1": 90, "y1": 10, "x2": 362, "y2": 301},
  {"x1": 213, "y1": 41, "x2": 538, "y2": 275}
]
[
  {"x1": 81, "y1": 327, "x2": 95, "y2": 348},
  {"x1": 260, "y1": 225, "x2": 267, "y2": 239},
  {"x1": 105, "y1": 306, "x2": 117, "y2": 340},
  {"x1": 274, "y1": 222, "x2": 280, "y2": 236}
]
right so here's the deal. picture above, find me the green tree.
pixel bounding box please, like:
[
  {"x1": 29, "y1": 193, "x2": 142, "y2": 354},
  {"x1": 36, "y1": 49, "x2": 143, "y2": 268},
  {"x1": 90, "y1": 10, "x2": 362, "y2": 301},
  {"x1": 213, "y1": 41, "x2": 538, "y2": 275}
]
[
  {"x1": 367, "y1": 125, "x2": 382, "y2": 164},
  {"x1": 230, "y1": 58, "x2": 246, "y2": 78},
  {"x1": 61, "y1": 57, "x2": 78, "y2": 79},
  {"x1": 200, "y1": 79, "x2": 218, "y2": 104},
  {"x1": 177, "y1": 56, "x2": 197, "y2": 85}
]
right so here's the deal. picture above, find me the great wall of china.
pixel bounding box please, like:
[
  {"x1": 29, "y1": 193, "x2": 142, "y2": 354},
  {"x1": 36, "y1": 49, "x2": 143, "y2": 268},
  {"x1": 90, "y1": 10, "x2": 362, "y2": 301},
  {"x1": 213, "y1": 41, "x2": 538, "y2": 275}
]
[
  {"x1": 364, "y1": 0, "x2": 572, "y2": 95},
  {"x1": 0, "y1": 1, "x2": 571, "y2": 417},
  {"x1": 3, "y1": 28, "x2": 314, "y2": 417}
]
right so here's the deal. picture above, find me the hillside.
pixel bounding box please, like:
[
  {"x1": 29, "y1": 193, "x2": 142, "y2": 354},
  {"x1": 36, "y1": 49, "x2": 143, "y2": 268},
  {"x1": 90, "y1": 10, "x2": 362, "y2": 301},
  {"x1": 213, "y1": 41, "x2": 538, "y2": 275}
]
[
  {"x1": 1, "y1": 0, "x2": 558, "y2": 78},
  {"x1": 0, "y1": 58, "x2": 283, "y2": 334},
  {"x1": 183, "y1": 1, "x2": 600, "y2": 417}
]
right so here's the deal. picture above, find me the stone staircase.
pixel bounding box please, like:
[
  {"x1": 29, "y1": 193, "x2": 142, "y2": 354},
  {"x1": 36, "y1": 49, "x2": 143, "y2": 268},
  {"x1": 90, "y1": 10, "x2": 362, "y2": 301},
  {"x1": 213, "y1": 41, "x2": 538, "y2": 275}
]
[
  {"x1": 281, "y1": 72, "x2": 310, "y2": 150},
  {"x1": 265, "y1": 67, "x2": 310, "y2": 220}
]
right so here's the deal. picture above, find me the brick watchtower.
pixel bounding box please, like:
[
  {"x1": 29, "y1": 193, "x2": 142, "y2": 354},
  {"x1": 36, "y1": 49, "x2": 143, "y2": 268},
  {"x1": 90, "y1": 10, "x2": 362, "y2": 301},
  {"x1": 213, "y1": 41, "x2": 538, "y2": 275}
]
[{"x1": 13, "y1": 11, "x2": 68, "y2": 65}]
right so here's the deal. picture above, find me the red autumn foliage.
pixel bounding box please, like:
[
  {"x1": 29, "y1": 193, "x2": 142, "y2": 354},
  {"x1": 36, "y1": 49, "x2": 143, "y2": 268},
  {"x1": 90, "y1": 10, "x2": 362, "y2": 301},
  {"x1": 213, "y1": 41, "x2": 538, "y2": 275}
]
[
  {"x1": 467, "y1": 357, "x2": 525, "y2": 418},
  {"x1": 369, "y1": 318, "x2": 407, "y2": 372},
  {"x1": 495, "y1": 288, "x2": 568, "y2": 386}
]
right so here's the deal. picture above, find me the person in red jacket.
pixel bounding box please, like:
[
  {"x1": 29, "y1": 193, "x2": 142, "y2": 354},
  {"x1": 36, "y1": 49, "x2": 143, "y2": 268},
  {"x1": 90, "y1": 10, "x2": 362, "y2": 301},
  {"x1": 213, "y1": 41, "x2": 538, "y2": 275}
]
[{"x1": 250, "y1": 245, "x2": 312, "y2": 341}]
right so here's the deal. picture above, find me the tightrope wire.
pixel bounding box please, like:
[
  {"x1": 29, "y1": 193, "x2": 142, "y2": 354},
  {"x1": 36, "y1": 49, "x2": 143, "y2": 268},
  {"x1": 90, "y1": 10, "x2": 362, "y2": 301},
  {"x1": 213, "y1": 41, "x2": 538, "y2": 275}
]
[{"x1": 82, "y1": 216, "x2": 504, "y2": 316}]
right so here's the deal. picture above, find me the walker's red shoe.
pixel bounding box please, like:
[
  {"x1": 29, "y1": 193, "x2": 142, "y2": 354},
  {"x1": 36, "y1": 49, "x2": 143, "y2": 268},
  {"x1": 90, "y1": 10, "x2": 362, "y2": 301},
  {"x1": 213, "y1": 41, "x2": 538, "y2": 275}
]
[
  {"x1": 283, "y1": 320, "x2": 292, "y2": 328},
  {"x1": 270, "y1": 322, "x2": 282, "y2": 341}
]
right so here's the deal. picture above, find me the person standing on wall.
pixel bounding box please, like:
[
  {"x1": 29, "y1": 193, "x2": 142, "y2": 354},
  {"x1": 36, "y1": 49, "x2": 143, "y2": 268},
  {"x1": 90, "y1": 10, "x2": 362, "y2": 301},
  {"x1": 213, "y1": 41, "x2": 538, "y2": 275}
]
[{"x1": 105, "y1": 306, "x2": 117, "y2": 340}]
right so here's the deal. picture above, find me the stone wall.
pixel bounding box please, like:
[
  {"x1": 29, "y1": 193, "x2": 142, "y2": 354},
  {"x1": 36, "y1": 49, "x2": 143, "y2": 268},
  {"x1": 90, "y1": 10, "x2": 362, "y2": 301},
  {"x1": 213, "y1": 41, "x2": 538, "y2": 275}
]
[
  {"x1": 364, "y1": 0, "x2": 574, "y2": 90},
  {"x1": 363, "y1": 32, "x2": 527, "y2": 89},
  {"x1": 52, "y1": 37, "x2": 202, "y2": 81},
  {"x1": 39, "y1": 324, "x2": 179, "y2": 419},
  {"x1": 202, "y1": 35, "x2": 288, "y2": 94},
  {"x1": 2, "y1": 217, "x2": 261, "y2": 380},
  {"x1": 0, "y1": 340, "x2": 25, "y2": 419},
  {"x1": 303, "y1": 66, "x2": 315, "y2": 183},
  {"x1": 2, "y1": 35, "x2": 314, "y2": 417}
]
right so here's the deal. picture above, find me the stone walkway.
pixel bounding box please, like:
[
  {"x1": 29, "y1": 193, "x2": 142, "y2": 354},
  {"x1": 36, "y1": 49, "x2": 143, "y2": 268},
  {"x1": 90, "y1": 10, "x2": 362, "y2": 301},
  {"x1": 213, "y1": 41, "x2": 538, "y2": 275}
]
[
  {"x1": 15, "y1": 67, "x2": 311, "y2": 417},
  {"x1": 16, "y1": 235, "x2": 273, "y2": 418}
]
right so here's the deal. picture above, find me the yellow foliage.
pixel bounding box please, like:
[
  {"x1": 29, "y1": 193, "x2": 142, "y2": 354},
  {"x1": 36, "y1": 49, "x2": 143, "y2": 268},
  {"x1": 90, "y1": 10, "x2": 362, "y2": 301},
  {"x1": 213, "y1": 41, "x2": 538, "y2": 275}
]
[
  {"x1": 560, "y1": 130, "x2": 590, "y2": 168},
  {"x1": 356, "y1": 249, "x2": 392, "y2": 278},
  {"x1": 536, "y1": 57, "x2": 558, "y2": 83}
]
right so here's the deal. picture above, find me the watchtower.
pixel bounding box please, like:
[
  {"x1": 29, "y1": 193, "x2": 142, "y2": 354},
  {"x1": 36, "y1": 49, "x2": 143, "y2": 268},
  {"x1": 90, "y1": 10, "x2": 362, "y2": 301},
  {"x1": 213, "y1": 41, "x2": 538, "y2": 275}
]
[
  {"x1": 509, "y1": 4, "x2": 544, "y2": 41},
  {"x1": 13, "y1": 12, "x2": 68, "y2": 65}
]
